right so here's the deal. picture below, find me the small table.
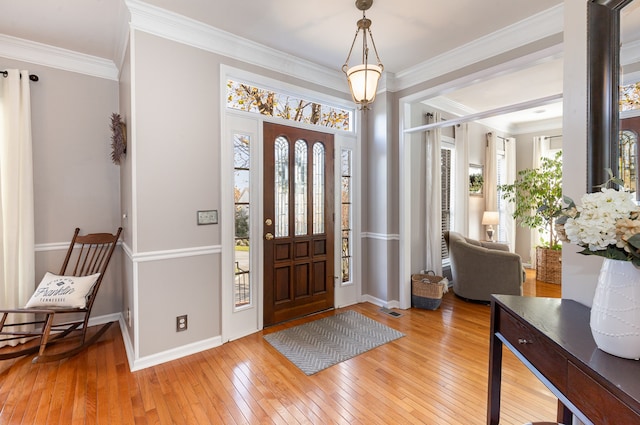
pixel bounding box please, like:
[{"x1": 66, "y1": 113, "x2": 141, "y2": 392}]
[{"x1": 488, "y1": 295, "x2": 640, "y2": 424}]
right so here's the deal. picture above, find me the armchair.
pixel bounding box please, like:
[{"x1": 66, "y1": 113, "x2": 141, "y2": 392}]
[{"x1": 444, "y1": 231, "x2": 523, "y2": 303}]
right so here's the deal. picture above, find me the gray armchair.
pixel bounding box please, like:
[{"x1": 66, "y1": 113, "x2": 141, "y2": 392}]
[{"x1": 444, "y1": 231, "x2": 524, "y2": 303}]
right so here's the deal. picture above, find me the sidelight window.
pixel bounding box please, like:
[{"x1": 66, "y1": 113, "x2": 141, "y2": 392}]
[
  {"x1": 341, "y1": 149, "x2": 353, "y2": 283},
  {"x1": 233, "y1": 134, "x2": 251, "y2": 307}
]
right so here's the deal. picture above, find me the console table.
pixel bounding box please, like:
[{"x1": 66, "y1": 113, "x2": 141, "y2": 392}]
[{"x1": 488, "y1": 295, "x2": 640, "y2": 424}]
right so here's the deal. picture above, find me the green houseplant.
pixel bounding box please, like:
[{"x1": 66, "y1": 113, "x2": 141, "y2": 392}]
[{"x1": 498, "y1": 151, "x2": 563, "y2": 283}]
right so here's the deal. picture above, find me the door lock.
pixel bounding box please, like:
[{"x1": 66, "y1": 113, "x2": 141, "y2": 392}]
[{"x1": 265, "y1": 218, "x2": 273, "y2": 226}]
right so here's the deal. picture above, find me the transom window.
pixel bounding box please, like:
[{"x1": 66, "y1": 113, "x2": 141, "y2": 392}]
[
  {"x1": 226, "y1": 80, "x2": 352, "y2": 131},
  {"x1": 621, "y1": 82, "x2": 640, "y2": 111}
]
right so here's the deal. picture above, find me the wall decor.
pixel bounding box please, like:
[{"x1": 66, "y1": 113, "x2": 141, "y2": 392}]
[
  {"x1": 110, "y1": 113, "x2": 127, "y2": 165},
  {"x1": 469, "y1": 164, "x2": 484, "y2": 196}
]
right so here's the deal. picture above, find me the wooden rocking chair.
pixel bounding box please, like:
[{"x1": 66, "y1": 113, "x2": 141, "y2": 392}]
[{"x1": 0, "y1": 227, "x2": 122, "y2": 363}]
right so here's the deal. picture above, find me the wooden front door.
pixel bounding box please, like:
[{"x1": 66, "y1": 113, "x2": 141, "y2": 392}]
[{"x1": 263, "y1": 122, "x2": 335, "y2": 326}]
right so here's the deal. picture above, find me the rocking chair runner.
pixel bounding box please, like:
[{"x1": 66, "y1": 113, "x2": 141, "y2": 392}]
[{"x1": 0, "y1": 227, "x2": 122, "y2": 363}]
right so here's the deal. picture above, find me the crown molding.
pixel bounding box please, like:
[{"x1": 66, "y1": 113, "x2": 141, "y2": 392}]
[
  {"x1": 622, "y1": 38, "x2": 640, "y2": 66},
  {"x1": 114, "y1": 1, "x2": 132, "y2": 76},
  {"x1": 393, "y1": 4, "x2": 564, "y2": 92},
  {"x1": 409, "y1": 93, "x2": 562, "y2": 134},
  {"x1": 423, "y1": 96, "x2": 562, "y2": 135},
  {"x1": 419, "y1": 100, "x2": 564, "y2": 135},
  {"x1": 511, "y1": 116, "x2": 564, "y2": 135},
  {"x1": 621, "y1": 38, "x2": 640, "y2": 85},
  {"x1": 0, "y1": 33, "x2": 118, "y2": 81},
  {"x1": 422, "y1": 96, "x2": 515, "y2": 133},
  {"x1": 125, "y1": 0, "x2": 346, "y2": 93}
]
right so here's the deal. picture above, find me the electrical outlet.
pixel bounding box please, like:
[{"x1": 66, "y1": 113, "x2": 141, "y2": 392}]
[
  {"x1": 176, "y1": 315, "x2": 188, "y2": 332},
  {"x1": 126, "y1": 308, "x2": 132, "y2": 327}
]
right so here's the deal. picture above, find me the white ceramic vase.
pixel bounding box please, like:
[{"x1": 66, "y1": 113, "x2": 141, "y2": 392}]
[{"x1": 590, "y1": 258, "x2": 640, "y2": 360}]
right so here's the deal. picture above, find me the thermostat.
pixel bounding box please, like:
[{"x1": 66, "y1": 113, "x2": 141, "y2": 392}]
[{"x1": 197, "y1": 210, "x2": 218, "y2": 225}]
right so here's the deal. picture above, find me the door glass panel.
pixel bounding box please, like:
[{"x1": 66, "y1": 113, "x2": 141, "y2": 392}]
[
  {"x1": 294, "y1": 140, "x2": 308, "y2": 236},
  {"x1": 275, "y1": 136, "x2": 289, "y2": 238},
  {"x1": 233, "y1": 134, "x2": 251, "y2": 307},
  {"x1": 313, "y1": 143, "x2": 325, "y2": 234}
]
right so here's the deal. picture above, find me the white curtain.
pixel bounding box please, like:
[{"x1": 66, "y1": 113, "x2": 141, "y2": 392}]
[
  {"x1": 504, "y1": 137, "x2": 517, "y2": 252},
  {"x1": 530, "y1": 136, "x2": 549, "y2": 266},
  {"x1": 453, "y1": 123, "x2": 469, "y2": 235},
  {"x1": 485, "y1": 132, "x2": 497, "y2": 211},
  {"x1": 0, "y1": 69, "x2": 35, "y2": 346},
  {"x1": 425, "y1": 113, "x2": 442, "y2": 275}
]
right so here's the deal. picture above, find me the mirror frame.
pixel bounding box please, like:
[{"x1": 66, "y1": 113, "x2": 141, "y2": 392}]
[{"x1": 587, "y1": 0, "x2": 634, "y2": 191}]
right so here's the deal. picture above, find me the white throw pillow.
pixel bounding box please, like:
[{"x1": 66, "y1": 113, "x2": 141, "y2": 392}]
[{"x1": 25, "y1": 272, "x2": 101, "y2": 308}]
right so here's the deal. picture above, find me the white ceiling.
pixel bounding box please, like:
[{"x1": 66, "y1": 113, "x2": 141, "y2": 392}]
[
  {"x1": 0, "y1": 0, "x2": 569, "y2": 131},
  {"x1": 0, "y1": 0, "x2": 563, "y2": 73}
]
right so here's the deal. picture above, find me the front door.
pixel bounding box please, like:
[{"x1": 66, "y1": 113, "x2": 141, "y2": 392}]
[{"x1": 263, "y1": 122, "x2": 335, "y2": 326}]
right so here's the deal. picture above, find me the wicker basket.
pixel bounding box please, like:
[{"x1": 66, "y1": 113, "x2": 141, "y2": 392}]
[
  {"x1": 411, "y1": 273, "x2": 449, "y2": 310},
  {"x1": 536, "y1": 247, "x2": 561, "y2": 284}
]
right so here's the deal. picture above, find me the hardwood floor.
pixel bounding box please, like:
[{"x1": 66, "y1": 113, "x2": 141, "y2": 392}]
[{"x1": 0, "y1": 273, "x2": 560, "y2": 424}]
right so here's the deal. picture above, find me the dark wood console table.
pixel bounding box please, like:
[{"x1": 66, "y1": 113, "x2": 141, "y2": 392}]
[{"x1": 488, "y1": 295, "x2": 640, "y2": 424}]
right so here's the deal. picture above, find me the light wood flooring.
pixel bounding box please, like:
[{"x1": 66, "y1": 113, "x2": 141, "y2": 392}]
[{"x1": 0, "y1": 270, "x2": 561, "y2": 424}]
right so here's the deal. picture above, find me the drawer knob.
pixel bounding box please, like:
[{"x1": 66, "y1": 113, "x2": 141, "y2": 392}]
[{"x1": 518, "y1": 338, "x2": 532, "y2": 345}]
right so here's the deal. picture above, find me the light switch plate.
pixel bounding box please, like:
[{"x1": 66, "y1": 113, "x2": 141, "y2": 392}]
[{"x1": 197, "y1": 210, "x2": 218, "y2": 225}]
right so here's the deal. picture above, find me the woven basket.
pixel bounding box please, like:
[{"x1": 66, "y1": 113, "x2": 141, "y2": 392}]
[
  {"x1": 411, "y1": 273, "x2": 449, "y2": 310},
  {"x1": 536, "y1": 247, "x2": 561, "y2": 284}
]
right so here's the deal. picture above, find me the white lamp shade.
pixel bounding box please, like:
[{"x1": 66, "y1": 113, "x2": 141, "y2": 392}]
[
  {"x1": 346, "y1": 64, "x2": 382, "y2": 103},
  {"x1": 482, "y1": 211, "x2": 500, "y2": 226}
]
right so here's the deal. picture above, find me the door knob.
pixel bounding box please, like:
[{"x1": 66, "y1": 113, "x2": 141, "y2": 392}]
[{"x1": 265, "y1": 232, "x2": 274, "y2": 240}]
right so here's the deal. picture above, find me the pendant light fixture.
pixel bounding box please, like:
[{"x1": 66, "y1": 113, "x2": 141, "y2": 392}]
[{"x1": 342, "y1": 0, "x2": 384, "y2": 109}]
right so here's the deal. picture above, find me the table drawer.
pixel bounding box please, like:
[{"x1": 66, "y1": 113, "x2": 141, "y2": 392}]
[
  {"x1": 498, "y1": 308, "x2": 567, "y2": 393},
  {"x1": 568, "y1": 362, "x2": 640, "y2": 424}
]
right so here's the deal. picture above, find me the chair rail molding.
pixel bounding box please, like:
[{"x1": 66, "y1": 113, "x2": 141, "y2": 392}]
[{"x1": 361, "y1": 232, "x2": 400, "y2": 241}]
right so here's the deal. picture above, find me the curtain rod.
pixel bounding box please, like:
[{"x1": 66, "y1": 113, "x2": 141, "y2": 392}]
[
  {"x1": 489, "y1": 132, "x2": 562, "y2": 141},
  {"x1": 1, "y1": 70, "x2": 39, "y2": 82},
  {"x1": 488, "y1": 132, "x2": 508, "y2": 141}
]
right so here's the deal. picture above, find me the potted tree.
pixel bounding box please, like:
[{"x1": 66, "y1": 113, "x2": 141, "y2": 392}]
[{"x1": 498, "y1": 151, "x2": 563, "y2": 284}]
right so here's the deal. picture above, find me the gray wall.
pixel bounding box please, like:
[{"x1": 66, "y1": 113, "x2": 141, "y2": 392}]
[
  {"x1": 562, "y1": 0, "x2": 602, "y2": 306},
  {"x1": 1, "y1": 57, "x2": 122, "y2": 318},
  {"x1": 126, "y1": 30, "x2": 352, "y2": 357},
  {"x1": 119, "y1": 40, "x2": 135, "y2": 344},
  {"x1": 130, "y1": 32, "x2": 222, "y2": 356}
]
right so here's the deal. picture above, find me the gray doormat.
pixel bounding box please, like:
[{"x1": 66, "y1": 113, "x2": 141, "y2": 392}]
[{"x1": 264, "y1": 310, "x2": 405, "y2": 375}]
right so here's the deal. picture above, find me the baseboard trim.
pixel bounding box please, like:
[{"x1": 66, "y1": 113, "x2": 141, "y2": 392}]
[
  {"x1": 114, "y1": 316, "x2": 223, "y2": 372},
  {"x1": 94, "y1": 313, "x2": 224, "y2": 372},
  {"x1": 361, "y1": 294, "x2": 401, "y2": 310},
  {"x1": 88, "y1": 312, "x2": 122, "y2": 327}
]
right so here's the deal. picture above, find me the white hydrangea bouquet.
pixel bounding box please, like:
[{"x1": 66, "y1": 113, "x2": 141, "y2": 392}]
[{"x1": 555, "y1": 178, "x2": 640, "y2": 266}]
